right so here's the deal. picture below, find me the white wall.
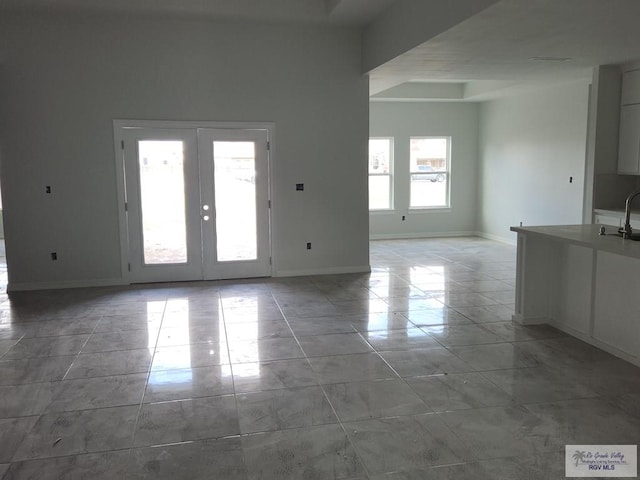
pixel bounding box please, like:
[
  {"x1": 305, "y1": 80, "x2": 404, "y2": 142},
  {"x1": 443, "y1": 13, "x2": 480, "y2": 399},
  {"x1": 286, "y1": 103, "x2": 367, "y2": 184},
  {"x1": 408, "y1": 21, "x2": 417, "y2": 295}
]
[
  {"x1": 369, "y1": 101, "x2": 480, "y2": 238},
  {"x1": 0, "y1": 12, "x2": 369, "y2": 289},
  {"x1": 478, "y1": 81, "x2": 590, "y2": 243}
]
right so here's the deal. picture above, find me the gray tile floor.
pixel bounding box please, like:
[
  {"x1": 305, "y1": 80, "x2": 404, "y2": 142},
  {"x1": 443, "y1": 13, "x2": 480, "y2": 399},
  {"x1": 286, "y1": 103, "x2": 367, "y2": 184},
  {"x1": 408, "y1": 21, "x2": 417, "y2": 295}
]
[{"x1": 0, "y1": 237, "x2": 638, "y2": 479}]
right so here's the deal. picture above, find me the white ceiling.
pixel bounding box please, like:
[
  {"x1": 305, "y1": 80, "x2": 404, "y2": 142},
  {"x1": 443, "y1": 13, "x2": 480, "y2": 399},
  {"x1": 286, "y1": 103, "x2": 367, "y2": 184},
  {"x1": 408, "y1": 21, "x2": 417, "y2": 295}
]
[
  {"x1": 371, "y1": 0, "x2": 640, "y2": 99},
  {"x1": 0, "y1": 0, "x2": 396, "y2": 26}
]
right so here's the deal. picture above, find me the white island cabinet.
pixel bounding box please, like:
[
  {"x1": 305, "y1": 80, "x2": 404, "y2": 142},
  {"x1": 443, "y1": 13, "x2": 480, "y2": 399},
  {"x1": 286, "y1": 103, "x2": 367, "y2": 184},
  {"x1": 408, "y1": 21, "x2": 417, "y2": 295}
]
[{"x1": 511, "y1": 224, "x2": 640, "y2": 367}]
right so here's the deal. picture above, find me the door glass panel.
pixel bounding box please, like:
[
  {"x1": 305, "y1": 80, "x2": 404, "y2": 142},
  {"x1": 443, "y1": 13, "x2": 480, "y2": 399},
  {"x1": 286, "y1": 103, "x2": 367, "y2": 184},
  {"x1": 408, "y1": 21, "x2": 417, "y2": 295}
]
[
  {"x1": 213, "y1": 141, "x2": 257, "y2": 261},
  {"x1": 138, "y1": 140, "x2": 188, "y2": 264}
]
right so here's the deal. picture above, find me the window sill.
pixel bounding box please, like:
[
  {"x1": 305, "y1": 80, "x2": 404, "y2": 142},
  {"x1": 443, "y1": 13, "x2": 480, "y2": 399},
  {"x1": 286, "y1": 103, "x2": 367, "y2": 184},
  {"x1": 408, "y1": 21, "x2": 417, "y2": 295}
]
[
  {"x1": 408, "y1": 207, "x2": 452, "y2": 213},
  {"x1": 369, "y1": 209, "x2": 395, "y2": 215}
]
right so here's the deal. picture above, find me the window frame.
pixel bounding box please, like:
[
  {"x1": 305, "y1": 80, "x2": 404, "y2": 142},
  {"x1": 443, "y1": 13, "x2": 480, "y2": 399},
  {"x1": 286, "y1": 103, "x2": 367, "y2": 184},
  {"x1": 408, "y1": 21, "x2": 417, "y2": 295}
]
[
  {"x1": 368, "y1": 137, "x2": 394, "y2": 211},
  {"x1": 408, "y1": 136, "x2": 451, "y2": 210}
]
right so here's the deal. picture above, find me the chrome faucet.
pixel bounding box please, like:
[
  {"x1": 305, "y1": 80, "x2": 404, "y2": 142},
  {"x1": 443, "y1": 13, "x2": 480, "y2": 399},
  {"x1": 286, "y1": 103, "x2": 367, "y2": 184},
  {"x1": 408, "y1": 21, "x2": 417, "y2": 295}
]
[{"x1": 619, "y1": 188, "x2": 640, "y2": 238}]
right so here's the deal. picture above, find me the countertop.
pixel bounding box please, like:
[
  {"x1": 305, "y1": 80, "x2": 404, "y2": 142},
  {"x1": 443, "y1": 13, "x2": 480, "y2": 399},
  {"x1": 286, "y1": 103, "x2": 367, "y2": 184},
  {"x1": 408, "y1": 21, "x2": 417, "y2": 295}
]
[
  {"x1": 594, "y1": 208, "x2": 640, "y2": 221},
  {"x1": 510, "y1": 224, "x2": 640, "y2": 260}
]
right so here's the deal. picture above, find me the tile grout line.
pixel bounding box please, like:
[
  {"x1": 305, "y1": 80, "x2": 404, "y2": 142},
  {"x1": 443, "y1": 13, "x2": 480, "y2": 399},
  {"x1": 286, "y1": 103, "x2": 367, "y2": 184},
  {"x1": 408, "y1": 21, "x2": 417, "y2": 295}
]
[
  {"x1": 127, "y1": 298, "x2": 169, "y2": 458},
  {"x1": 220, "y1": 290, "x2": 254, "y2": 478},
  {"x1": 270, "y1": 289, "x2": 375, "y2": 480}
]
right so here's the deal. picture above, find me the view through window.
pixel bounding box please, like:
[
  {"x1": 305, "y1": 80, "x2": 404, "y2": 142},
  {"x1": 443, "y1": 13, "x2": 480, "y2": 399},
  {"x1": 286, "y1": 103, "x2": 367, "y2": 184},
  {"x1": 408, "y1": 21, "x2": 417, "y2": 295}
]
[
  {"x1": 409, "y1": 137, "x2": 450, "y2": 208},
  {"x1": 368, "y1": 138, "x2": 393, "y2": 210}
]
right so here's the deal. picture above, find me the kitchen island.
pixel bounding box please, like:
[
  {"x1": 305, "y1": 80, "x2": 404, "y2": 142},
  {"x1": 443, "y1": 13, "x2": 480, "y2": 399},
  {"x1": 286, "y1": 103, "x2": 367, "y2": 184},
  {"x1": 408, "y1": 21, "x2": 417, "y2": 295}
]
[{"x1": 511, "y1": 224, "x2": 640, "y2": 367}]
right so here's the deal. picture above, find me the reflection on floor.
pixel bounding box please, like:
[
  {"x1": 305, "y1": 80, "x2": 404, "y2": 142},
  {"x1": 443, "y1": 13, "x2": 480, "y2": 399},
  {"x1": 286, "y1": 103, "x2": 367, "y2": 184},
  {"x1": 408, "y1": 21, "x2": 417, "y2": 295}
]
[
  {"x1": 0, "y1": 237, "x2": 638, "y2": 479},
  {"x1": 0, "y1": 239, "x2": 6, "y2": 295}
]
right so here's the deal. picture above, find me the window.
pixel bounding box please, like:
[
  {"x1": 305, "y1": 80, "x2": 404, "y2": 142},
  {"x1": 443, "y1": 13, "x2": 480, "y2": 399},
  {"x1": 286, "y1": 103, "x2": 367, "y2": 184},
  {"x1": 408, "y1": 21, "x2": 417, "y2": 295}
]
[
  {"x1": 369, "y1": 137, "x2": 393, "y2": 210},
  {"x1": 409, "y1": 137, "x2": 450, "y2": 208}
]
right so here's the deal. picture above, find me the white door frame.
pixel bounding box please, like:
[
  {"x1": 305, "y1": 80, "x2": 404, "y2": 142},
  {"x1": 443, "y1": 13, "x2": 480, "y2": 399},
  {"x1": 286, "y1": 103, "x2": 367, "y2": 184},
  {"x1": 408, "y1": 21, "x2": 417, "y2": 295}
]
[{"x1": 112, "y1": 119, "x2": 275, "y2": 284}]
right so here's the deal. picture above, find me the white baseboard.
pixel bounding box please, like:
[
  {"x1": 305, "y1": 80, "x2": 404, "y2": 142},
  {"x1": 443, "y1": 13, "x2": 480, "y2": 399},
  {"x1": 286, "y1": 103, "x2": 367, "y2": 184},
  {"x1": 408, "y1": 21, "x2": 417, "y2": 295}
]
[
  {"x1": 7, "y1": 266, "x2": 373, "y2": 291},
  {"x1": 369, "y1": 231, "x2": 479, "y2": 241},
  {"x1": 273, "y1": 265, "x2": 371, "y2": 278},
  {"x1": 370, "y1": 230, "x2": 518, "y2": 244},
  {"x1": 476, "y1": 231, "x2": 517, "y2": 245},
  {"x1": 6, "y1": 233, "x2": 517, "y2": 292},
  {"x1": 7, "y1": 277, "x2": 126, "y2": 292}
]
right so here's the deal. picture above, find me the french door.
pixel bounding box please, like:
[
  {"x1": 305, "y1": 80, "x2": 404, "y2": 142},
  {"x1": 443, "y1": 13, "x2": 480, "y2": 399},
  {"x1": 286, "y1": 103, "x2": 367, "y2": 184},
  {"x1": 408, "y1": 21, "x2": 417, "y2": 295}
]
[{"x1": 121, "y1": 125, "x2": 271, "y2": 283}]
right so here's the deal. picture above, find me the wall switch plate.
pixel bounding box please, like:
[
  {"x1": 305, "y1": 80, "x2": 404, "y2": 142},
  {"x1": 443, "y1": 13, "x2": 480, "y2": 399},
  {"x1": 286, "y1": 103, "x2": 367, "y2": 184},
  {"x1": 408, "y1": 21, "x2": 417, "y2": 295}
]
[
  {"x1": 51, "y1": 252, "x2": 57, "y2": 261},
  {"x1": 306, "y1": 242, "x2": 311, "y2": 250},
  {"x1": 296, "y1": 184, "x2": 304, "y2": 191},
  {"x1": 46, "y1": 186, "x2": 51, "y2": 194}
]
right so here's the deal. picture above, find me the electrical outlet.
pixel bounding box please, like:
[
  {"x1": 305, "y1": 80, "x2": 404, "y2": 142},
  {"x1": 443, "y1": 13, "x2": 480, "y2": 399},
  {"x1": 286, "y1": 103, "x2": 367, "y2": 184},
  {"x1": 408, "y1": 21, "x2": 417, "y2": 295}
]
[
  {"x1": 51, "y1": 252, "x2": 57, "y2": 261},
  {"x1": 306, "y1": 242, "x2": 312, "y2": 250},
  {"x1": 296, "y1": 184, "x2": 304, "y2": 191},
  {"x1": 46, "y1": 186, "x2": 51, "y2": 194}
]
